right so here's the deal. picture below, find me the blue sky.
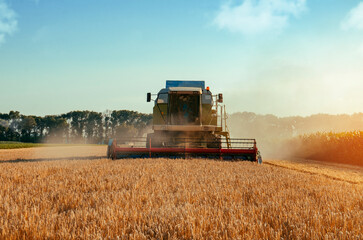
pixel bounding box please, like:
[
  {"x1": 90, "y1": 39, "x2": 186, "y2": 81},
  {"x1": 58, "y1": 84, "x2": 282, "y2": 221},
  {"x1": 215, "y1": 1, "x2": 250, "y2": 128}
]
[{"x1": 0, "y1": 0, "x2": 363, "y2": 117}]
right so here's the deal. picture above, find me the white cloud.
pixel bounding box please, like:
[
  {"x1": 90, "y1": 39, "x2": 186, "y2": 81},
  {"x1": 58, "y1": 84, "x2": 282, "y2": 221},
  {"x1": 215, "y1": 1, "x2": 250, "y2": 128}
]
[
  {"x1": 0, "y1": 0, "x2": 17, "y2": 45},
  {"x1": 214, "y1": 0, "x2": 306, "y2": 35},
  {"x1": 341, "y1": 2, "x2": 363, "y2": 30}
]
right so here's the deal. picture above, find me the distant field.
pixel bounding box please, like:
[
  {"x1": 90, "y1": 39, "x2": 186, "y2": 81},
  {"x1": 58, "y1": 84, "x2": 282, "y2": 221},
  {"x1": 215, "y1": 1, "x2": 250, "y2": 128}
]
[
  {"x1": 0, "y1": 147, "x2": 362, "y2": 239},
  {"x1": 0, "y1": 141, "x2": 44, "y2": 149},
  {"x1": 0, "y1": 141, "x2": 105, "y2": 150},
  {"x1": 0, "y1": 145, "x2": 106, "y2": 162}
]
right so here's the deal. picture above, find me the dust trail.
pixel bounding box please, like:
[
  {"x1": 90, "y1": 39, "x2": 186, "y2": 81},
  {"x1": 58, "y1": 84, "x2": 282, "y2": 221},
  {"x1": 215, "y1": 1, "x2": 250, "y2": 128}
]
[{"x1": 227, "y1": 112, "x2": 363, "y2": 159}]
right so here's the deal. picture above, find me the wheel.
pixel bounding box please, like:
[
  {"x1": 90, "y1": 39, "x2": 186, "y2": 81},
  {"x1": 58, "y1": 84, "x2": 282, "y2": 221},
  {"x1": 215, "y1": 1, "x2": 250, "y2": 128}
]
[
  {"x1": 257, "y1": 151, "x2": 262, "y2": 164},
  {"x1": 107, "y1": 139, "x2": 114, "y2": 158}
]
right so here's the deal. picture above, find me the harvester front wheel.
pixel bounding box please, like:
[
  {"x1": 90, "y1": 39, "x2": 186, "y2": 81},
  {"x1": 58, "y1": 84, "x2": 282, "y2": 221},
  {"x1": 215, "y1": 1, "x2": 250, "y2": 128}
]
[
  {"x1": 257, "y1": 151, "x2": 262, "y2": 164},
  {"x1": 107, "y1": 139, "x2": 117, "y2": 160}
]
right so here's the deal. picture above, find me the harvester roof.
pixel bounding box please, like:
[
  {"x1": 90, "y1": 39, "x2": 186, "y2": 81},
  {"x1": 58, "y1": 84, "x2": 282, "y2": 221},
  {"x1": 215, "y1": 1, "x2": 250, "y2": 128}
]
[
  {"x1": 169, "y1": 87, "x2": 202, "y2": 93},
  {"x1": 166, "y1": 80, "x2": 205, "y2": 89}
]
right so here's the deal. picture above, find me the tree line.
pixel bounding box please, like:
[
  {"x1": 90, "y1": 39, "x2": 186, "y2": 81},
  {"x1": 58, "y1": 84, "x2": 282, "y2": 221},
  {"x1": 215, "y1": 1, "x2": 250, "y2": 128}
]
[{"x1": 0, "y1": 110, "x2": 152, "y2": 144}]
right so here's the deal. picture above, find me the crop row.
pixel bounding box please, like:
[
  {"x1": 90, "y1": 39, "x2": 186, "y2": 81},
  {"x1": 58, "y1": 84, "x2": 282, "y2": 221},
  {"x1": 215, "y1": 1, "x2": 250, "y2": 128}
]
[{"x1": 288, "y1": 131, "x2": 363, "y2": 166}]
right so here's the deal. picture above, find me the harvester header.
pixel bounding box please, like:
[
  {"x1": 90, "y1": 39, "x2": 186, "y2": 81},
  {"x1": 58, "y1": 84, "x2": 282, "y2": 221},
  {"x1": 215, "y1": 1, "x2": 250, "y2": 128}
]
[{"x1": 108, "y1": 80, "x2": 261, "y2": 163}]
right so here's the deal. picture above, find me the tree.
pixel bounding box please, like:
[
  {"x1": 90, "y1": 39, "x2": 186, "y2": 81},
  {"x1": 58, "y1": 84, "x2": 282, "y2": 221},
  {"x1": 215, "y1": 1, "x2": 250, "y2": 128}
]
[
  {"x1": 65, "y1": 111, "x2": 89, "y2": 143},
  {"x1": 0, "y1": 124, "x2": 7, "y2": 141},
  {"x1": 8, "y1": 111, "x2": 21, "y2": 140},
  {"x1": 43, "y1": 116, "x2": 69, "y2": 143},
  {"x1": 34, "y1": 116, "x2": 46, "y2": 142},
  {"x1": 115, "y1": 124, "x2": 138, "y2": 139},
  {"x1": 0, "y1": 109, "x2": 153, "y2": 143},
  {"x1": 85, "y1": 111, "x2": 103, "y2": 143},
  {"x1": 20, "y1": 116, "x2": 37, "y2": 142},
  {"x1": 0, "y1": 113, "x2": 9, "y2": 120},
  {"x1": 103, "y1": 110, "x2": 112, "y2": 142}
]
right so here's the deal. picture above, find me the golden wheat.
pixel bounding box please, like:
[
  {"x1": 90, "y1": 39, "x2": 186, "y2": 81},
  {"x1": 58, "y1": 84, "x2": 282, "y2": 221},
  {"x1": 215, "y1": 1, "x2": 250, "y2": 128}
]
[
  {"x1": 288, "y1": 131, "x2": 363, "y2": 166},
  {"x1": 264, "y1": 159, "x2": 363, "y2": 184},
  {"x1": 0, "y1": 147, "x2": 362, "y2": 239}
]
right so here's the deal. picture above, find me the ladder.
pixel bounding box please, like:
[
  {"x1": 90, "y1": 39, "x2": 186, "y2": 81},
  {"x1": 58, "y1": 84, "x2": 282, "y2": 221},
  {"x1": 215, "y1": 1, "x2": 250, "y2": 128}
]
[{"x1": 219, "y1": 105, "x2": 231, "y2": 149}]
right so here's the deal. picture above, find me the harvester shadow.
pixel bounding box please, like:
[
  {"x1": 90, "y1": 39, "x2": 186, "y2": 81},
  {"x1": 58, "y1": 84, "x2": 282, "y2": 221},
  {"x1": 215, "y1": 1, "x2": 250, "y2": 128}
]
[{"x1": 1, "y1": 156, "x2": 105, "y2": 164}]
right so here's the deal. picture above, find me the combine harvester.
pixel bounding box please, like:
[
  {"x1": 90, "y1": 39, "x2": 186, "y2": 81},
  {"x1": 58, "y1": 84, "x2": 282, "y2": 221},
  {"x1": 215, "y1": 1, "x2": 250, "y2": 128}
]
[{"x1": 107, "y1": 80, "x2": 261, "y2": 163}]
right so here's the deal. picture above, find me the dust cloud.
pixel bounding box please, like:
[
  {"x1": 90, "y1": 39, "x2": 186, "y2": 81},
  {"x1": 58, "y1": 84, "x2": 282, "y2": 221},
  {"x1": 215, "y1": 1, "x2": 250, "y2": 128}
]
[{"x1": 227, "y1": 112, "x2": 363, "y2": 159}]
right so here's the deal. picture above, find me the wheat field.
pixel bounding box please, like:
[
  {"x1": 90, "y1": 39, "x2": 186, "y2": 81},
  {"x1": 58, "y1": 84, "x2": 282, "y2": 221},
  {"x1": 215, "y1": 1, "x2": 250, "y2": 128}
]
[
  {"x1": 287, "y1": 131, "x2": 363, "y2": 166},
  {"x1": 0, "y1": 147, "x2": 362, "y2": 239},
  {"x1": 264, "y1": 159, "x2": 363, "y2": 184}
]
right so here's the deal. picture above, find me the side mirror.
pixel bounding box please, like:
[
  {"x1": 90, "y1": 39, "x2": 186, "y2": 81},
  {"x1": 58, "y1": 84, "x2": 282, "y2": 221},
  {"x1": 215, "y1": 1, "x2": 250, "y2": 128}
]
[
  {"x1": 218, "y1": 93, "x2": 223, "y2": 103},
  {"x1": 147, "y1": 93, "x2": 151, "y2": 102}
]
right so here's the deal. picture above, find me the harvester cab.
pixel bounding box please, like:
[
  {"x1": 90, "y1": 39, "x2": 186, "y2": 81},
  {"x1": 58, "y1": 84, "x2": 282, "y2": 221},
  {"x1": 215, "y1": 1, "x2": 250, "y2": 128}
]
[{"x1": 107, "y1": 80, "x2": 261, "y2": 162}]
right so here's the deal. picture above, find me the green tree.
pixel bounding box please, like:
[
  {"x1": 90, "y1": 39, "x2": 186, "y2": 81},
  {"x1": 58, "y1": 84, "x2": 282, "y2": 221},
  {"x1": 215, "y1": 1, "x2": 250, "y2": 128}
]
[
  {"x1": 64, "y1": 111, "x2": 88, "y2": 143},
  {"x1": 115, "y1": 124, "x2": 138, "y2": 139},
  {"x1": 34, "y1": 116, "x2": 46, "y2": 142},
  {"x1": 85, "y1": 111, "x2": 103, "y2": 143},
  {"x1": 44, "y1": 116, "x2": 69, "y2": 143},
  {"x1": 20, "y1": 116, "x2": 37, "y2": 142}
]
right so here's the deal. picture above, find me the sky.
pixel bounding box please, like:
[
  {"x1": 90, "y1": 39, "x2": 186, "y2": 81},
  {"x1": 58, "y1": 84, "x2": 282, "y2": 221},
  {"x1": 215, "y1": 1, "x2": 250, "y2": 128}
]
[{"x1": 0, "y1": 0, "x2": 362, "y2": 117}]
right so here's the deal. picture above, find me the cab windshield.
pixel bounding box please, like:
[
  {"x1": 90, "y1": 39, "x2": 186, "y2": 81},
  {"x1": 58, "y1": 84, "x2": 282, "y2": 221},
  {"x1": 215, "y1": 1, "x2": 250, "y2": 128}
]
[{"x1": 168, "y1": 93, "x2": 200, "y2": 125}]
